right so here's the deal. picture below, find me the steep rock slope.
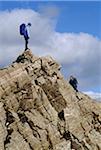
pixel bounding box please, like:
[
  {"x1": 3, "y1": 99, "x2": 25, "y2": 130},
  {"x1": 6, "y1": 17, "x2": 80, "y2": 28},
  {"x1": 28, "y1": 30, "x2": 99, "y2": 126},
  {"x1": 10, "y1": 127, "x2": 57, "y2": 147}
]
[{"x1": 0, "y1": 50, "x2": 101, "y2": 150}]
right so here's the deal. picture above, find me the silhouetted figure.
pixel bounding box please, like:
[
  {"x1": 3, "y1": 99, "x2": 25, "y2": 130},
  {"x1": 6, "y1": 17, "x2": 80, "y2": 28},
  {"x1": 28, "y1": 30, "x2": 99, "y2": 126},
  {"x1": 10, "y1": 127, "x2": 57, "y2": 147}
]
[
  {"x1": 69, "y1": 76, "x2": 78, "y2": 92},
  {"x1": 20, "y1": 23, "x2": 31, "y2": 51}
]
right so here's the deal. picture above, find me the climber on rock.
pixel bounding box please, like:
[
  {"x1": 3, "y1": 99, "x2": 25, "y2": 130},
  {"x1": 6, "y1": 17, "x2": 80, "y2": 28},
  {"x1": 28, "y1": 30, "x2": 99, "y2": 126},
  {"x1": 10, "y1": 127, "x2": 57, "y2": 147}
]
[
  {"x1": 20, "y1": 23, "x2": 31, "y2": 51},
  {"x1": 69, "y1": 75, "x2": 78, "y2": 92}
]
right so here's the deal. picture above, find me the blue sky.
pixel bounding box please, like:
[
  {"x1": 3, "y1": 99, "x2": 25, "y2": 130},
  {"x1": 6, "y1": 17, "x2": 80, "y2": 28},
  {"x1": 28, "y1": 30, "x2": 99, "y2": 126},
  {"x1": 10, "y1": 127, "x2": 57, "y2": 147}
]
[
  {"x1": 0, "y1": 1, "x2": 101, "y2": 98},
  {"x1": 0, "y1": 1, "x2": 100, "y2": 37}
]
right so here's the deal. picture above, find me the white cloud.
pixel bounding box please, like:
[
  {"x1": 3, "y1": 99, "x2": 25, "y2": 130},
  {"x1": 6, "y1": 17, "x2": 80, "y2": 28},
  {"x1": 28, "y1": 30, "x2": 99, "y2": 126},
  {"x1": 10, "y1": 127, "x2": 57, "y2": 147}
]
[
  {"x1": 38, "y1": 5, "x2": 59, "y2": 18},
  {"x1": 0, "y1": 9, "x2": 101, "y2": 91},
  {"x1": 84, "y1": 91, "x2": 101, "y2": 101}
]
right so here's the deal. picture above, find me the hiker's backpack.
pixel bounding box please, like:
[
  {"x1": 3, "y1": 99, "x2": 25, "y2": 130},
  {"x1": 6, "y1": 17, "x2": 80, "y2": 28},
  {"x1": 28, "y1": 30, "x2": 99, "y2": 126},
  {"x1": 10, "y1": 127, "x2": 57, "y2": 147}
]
[{"x1": 20, "y1": 24, "x2": 26, "y2": 35}]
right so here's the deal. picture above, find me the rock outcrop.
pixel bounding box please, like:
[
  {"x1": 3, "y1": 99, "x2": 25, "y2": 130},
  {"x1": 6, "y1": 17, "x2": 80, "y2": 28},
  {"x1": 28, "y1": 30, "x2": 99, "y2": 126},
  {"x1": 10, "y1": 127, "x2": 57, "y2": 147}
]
[{"x1": 0, "y1": 49, "x2": 101, "y2": 150}]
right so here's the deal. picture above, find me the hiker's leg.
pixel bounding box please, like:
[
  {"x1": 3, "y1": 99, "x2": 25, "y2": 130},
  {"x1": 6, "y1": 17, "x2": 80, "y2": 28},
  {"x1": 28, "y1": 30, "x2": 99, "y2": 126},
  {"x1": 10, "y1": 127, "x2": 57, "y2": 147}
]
[
  {"x1": 25, "y1": 39, "x2": 28, "y2": 50},
  {"x1": 24, "y1": 36, "x2": 28, "y2": 50},
  {"x1": 73, "y1": 85, "x2": 78, "y2": 92},
  {"x1": 26, "y1": 39, "x2": 28, "y2": 49}
]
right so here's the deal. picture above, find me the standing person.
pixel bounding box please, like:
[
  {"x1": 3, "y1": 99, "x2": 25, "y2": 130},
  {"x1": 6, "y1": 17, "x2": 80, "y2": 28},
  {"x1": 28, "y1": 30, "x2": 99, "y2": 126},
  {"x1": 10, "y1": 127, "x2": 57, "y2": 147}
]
[
  {"x1": 69, "y1": 75, "x2": 78, "y2": 92},
  {"x1": 20, "y1": 23, "x2": 31, "y2": 51}
]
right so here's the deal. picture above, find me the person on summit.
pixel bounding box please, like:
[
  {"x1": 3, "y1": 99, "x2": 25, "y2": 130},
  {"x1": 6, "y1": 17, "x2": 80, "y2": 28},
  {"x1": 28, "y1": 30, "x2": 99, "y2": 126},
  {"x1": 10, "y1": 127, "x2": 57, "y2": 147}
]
[
  {"x1": 69, "y1": 75, "x2": 78, "y2": 92},
  {"x1": 20, "y1": 23, "x2": 31, "y2": 51}
]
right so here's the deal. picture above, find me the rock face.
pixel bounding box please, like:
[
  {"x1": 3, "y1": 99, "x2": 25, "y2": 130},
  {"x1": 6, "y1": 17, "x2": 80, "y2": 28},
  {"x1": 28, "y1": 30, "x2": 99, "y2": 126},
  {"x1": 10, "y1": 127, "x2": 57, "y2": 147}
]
[{"x1": 0, "y1": 50, "x2": 101, "y2": 150}]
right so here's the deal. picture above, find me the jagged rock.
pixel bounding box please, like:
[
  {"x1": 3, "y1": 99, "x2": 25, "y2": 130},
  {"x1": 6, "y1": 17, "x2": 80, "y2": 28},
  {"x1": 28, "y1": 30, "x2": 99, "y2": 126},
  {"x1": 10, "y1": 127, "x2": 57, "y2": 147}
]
[{"x1": 0, "y1": 49, "x2": 101, "y2": 150}]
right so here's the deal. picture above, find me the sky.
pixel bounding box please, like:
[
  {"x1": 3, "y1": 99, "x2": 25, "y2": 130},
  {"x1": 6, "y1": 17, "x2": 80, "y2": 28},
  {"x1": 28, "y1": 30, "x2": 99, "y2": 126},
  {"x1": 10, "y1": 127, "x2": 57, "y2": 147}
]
[{"x1": 0, "y1": 1, "x2": 101, "y2": 100}]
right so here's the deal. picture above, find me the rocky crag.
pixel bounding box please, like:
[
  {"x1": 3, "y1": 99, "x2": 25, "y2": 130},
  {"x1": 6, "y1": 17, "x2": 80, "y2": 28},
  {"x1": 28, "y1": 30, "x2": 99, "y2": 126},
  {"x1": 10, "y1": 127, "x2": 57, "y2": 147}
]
[{"x1": 0, "y1": 50, "x2": 101, "y2": 150}]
